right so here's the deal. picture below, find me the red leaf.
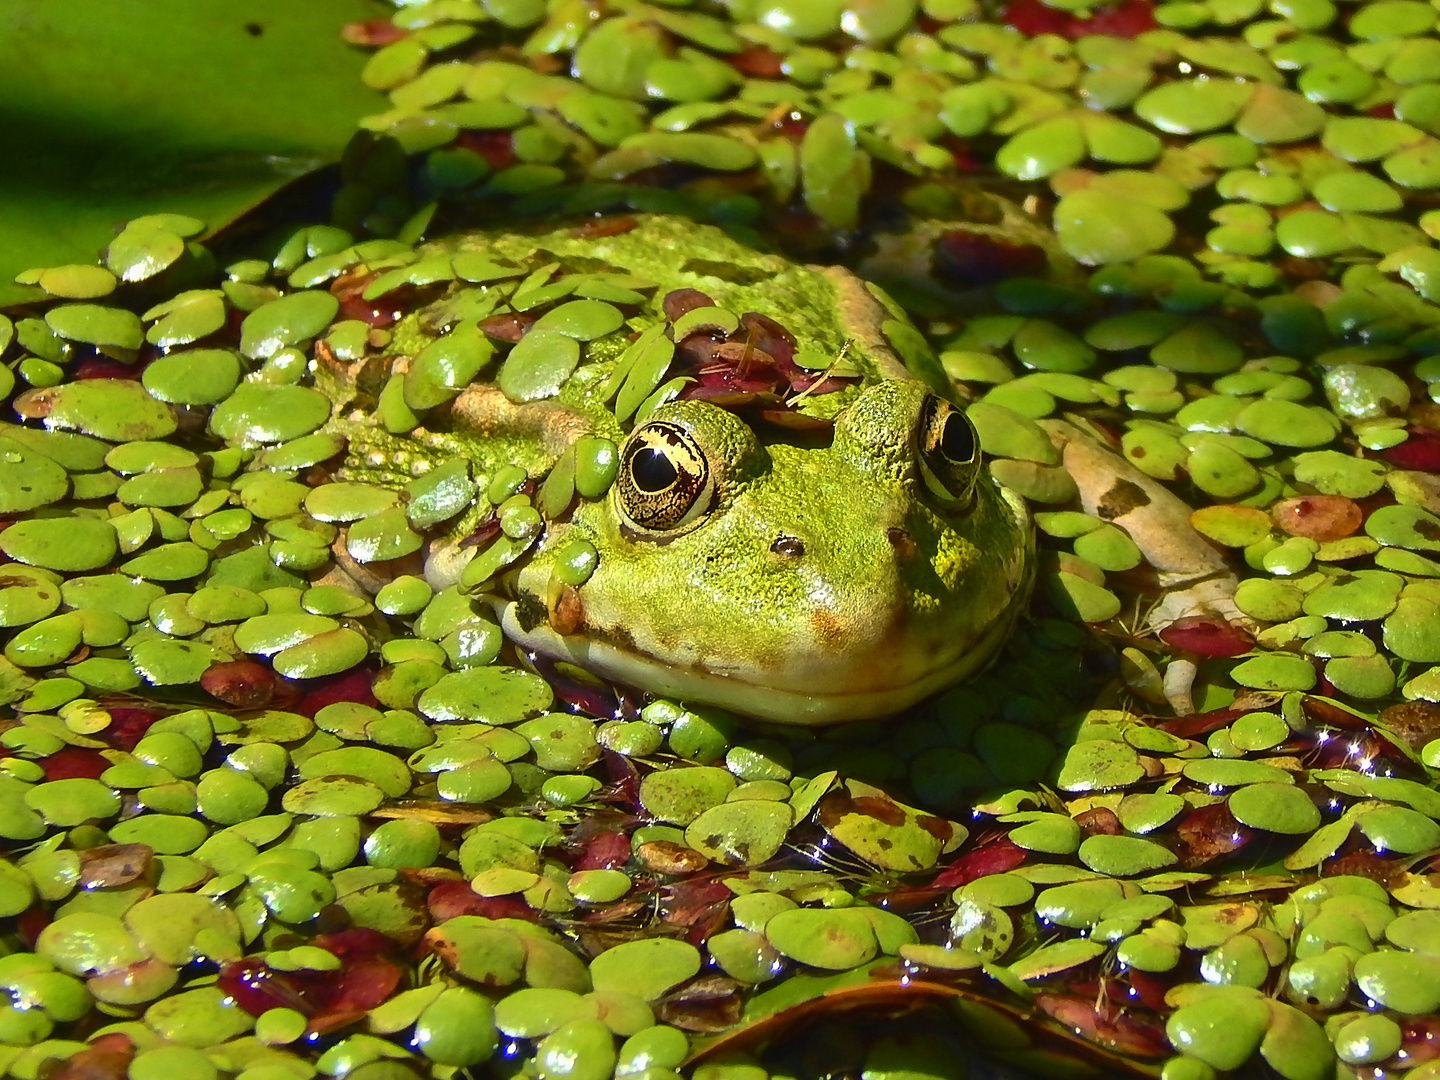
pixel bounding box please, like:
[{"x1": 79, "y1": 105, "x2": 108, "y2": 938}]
[
  {"x1": 1323, "y1": 850, "x2": 1402, "y2": 884},
  {"x1": 200, "y1": 660, "x2": 276, "y2": 709},
  {"x1": 1172, "y1": 803, "x2": 1250, "y2": 867},
  {"x1": 1125, "y1": 969, "x2": 1170, "y2": 1013},
  {"x1": 1003, "y1": 0, "x2": 1154, "y2": 37},
  {"x1": 932, "y1": 836, "x2": 1027, "y2": 889},
  {"x1": 455, "y1": 131, "x2": 516, "y2": 171},
  {"x1": 104, "y1": 707, "x2": 159, "y2": 750},
  {"x1": 1158, "y1": 616, "x2": 1254, "y2": 658},
  {"x1": 663, "y1": 289, "x2": 716, "y2": 323},
  {"x1": 42, "y1": 747, "x2": 110, "y2": 782},
  {"x1": 1400, "y1": 1016, "x2": 1440, "y2": 1066},
  {"x1": 574, "y1": 830, "x2": 632, "y2": 871},
  {"x1": 1073, "y1": 807, "x2": 1122, "y2": 837},
  {"x1": 75, "y1": 358, "x2": 142, "y2": 381},
  {"x1": 933, "y1": 230, "x2": 1048, "y2": 286},
  {"x1": 218, "y1": 959, "x2": 308, "y2": 1016},
  {"x1": 663, "y1": 878, "x2": 732, "y2": 931},
  {"x1": 1036, "y1": 993, "x2": 1171, "y2": 1059},
  {"x1": 293, "y1": 666, "x2": 378, "y2": 718},
  {"x1": 726, "y1": 45, "x2": 784, "y2": 78},
  {"x1": 1083, "y1": 0, "x2": 1156, "y2": 36},
  {"x1": 342, "y1": 19, "x2": 406, "y2": 45},
  {"x1": 1271, "y1": 495, "x2": 1363, "y2": 541},
  {"x1": 1382, "y1": 428, "x2": 1440, "y2": 471},
  {"x1": 427, "y1": 881, "x2": 536, "y2": 922},
  {"x1": 1002, "y1": 0, "x2": 1071, "y2": 35},
  {"x1": 218, "y1": 929, "x2": 404, "y2": 1025},
  {"x1": 49, "y1": 1035, "x2": 135, "y2": 1080},
  {"x1": 16, "y1": 906, "x2": 49, "y2": 948},
  {"x1": 330, "y1": 271, "x2": 406, "y2": 328},
  {"x1": 480, "y1": 312, "x2": 537, "y2": 344},
  {"x1": 1156, "y1": 706, "x2": 1245, "y2": 738}
]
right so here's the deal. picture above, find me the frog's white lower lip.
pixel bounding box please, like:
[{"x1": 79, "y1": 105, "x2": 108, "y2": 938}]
[{"x1": 496, "y1": 561, "x2": 1034, "y2": 725}]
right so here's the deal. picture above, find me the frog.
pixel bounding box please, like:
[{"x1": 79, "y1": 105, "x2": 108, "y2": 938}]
[{"x1": 323, "y1": 214, "x2": 1035, "y2": 724}]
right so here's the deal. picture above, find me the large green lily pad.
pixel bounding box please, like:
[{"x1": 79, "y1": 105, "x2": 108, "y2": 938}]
[{"x1": 0, "y1": 0, "x2": 386, "y2": 306}]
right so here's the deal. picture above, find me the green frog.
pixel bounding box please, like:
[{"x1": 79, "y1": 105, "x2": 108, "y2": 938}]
[{"x1": 327, "y1": 215, "x2": 1035, "y2": 724}]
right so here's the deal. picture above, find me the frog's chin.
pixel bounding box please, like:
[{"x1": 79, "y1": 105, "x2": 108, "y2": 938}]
[{"x1": 495, "y1": 572, "x2": 1031, "y2": 725}]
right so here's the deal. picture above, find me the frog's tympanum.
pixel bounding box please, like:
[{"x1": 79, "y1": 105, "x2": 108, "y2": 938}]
[{"x1": 331, "y1": 216, "x2": 1033, "y2": 723}]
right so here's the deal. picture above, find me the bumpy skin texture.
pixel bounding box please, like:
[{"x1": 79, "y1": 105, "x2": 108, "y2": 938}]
[
  {"x1": 341, "y1": 216, "x2": 1034, "y2": 723},
  {"x1": 506, "y1": 380, "x2": 1034, "y2": 723}
]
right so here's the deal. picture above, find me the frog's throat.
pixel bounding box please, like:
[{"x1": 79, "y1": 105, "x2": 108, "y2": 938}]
[{"x1": 496, "y1": 565, "x2": 1032, "y2": 725}]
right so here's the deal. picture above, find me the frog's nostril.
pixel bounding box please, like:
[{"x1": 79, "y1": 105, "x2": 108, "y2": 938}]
[
  {"x1": 888, "y1": 527, "x2": 917, "y2": 559},
  {"x1": 771, "y1": 535, "x2": 805, "y2": 557}
]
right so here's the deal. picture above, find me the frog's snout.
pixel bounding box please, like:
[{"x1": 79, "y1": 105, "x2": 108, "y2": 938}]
[{"x1": 769, "y1": 524, "x2": 919, "y2": 565}]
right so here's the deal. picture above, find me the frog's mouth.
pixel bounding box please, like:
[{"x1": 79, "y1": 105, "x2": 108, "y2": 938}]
[{"x1": 497, "y1": 563, "x2": 1033, "y2": 724}]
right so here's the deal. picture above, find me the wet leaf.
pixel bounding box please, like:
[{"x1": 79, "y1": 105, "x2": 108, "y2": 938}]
[{"x1": 0, "y1": 0, "x2": 386, "y2": 305}]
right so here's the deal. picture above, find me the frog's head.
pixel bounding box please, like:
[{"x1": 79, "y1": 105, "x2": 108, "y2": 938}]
[{"x1": 501, "y1": 379, "x2": 1033, "y2": 724}]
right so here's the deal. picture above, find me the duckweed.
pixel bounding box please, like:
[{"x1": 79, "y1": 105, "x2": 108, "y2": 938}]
[{"x1": 9, "y1": 0, "x2": 1440, "y2": 1070}]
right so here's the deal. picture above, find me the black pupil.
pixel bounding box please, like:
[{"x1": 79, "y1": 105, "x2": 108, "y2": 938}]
[
  {"x1": 632, "y1": 447, "x2": 678, "y2": 492},
  {"x1": 940, "y1": 413, "x2": 975, "y2": 462}
]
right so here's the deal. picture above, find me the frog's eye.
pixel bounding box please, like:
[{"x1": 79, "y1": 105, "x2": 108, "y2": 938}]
[
  {"x1": 615, "y1": 421, "x2": 715, "y2": 533},
  {"x1": 917, "y1": 396, "x2": 981, "y2": 509}
]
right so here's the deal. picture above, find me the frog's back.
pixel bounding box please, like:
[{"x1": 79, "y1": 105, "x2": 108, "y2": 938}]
[
  {"x1": 328, "y1": 215, "x2": 949, "y2": 489},
  {"x1": 442, "y1": 214, "x2": 952, "y2": 397}
]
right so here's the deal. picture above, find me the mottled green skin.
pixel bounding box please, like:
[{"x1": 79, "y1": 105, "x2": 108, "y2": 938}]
[
  {"x1": 340, "y1": 217, "x2": 1033, "y2": 723},
  {"x1": 509, "y1": 380, "x2": 1033, "y2": 723}
]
